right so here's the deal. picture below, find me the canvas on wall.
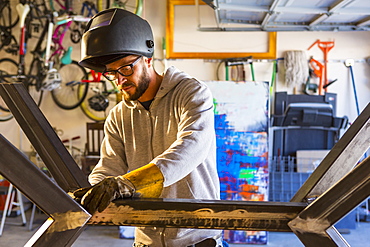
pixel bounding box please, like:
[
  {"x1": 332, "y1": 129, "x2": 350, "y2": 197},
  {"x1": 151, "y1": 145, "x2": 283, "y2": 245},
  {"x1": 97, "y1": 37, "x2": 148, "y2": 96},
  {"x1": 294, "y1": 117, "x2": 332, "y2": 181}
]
[{"x1": 206, "y1": 81, "x2": 269, "y2": 244}]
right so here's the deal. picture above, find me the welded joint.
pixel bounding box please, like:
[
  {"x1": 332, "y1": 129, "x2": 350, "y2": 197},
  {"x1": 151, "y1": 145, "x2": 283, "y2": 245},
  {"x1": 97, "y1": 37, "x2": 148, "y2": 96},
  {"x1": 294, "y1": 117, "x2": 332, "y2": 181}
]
[
  {"x1": 49, "y1": 210, "x2": 91, "y2": 233},
  {"x1": 288, "y1": 216, "x2": 331, "y2": 235}
]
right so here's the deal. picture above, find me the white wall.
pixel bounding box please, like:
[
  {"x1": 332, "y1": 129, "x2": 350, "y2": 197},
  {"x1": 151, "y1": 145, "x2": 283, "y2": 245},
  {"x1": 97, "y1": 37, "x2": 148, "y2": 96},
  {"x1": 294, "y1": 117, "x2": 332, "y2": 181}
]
[{"x1": 1, "y1": 0, "x2": 369, "y2": 152}]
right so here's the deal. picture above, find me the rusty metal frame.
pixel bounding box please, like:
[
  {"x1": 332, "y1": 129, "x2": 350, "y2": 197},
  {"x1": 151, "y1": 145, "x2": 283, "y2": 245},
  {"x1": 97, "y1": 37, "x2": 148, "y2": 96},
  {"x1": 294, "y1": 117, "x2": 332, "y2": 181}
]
[
  {"x1": 0, "y1": 83, "x2": 89, "y2": 192},
  {"x1": 287, "y1": 102, "x2": 370, "y2": 246},
  {"x1": 288, "y1": 156, "x2": 370, "y2": 246},
  {"x1": 0, "y1": 135, "x2": 91, "y2": 247},
  {"x1": 0, "y1": 82, "x2": 369, "y2": 246},
  {"x1": 90, "y1": 198, "x2": 306, "y2": 231}
]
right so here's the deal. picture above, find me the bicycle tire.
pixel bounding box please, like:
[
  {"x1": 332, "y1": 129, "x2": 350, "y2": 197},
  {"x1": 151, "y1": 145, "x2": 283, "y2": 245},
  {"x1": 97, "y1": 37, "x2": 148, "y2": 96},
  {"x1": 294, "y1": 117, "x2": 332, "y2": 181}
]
[
  {"x1": 0, "y1": 1, "x2": 19, "y2": 29},
  {"x1": 0, "y1": 94, "x2": 13, "y2": 122},
  {"x1": 0, "y1": 58, "x2": 17, "y2": 121},
  {"x1": 109, "y1": 0, "x2": 143, "y2": 16},
  {"x1": 79, "y1": 79, "x2": 121, "y2": 121},
  {"x1": 51, "y1": 61, "x2": 89, "y2": 110}
]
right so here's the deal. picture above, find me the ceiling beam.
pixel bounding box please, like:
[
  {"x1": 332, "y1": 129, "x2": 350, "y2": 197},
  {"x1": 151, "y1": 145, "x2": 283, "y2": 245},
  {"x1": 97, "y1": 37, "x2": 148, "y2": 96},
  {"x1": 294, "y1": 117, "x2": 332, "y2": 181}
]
[
  {"x1": 261, "y1": 0, "x2": 282, "y2": 29},
  {"x1": 330, "y1": 0, "x2": 356, "y2": 12},
  {"x1": 357, "y1": 16, "x2": 370, "y2": 26},
  {"x1": 309, "y1": 14, "x2": 330, "y2": 26},
  {"x1": 217, "y1": 3, "x2": 369, "y2": 15}
]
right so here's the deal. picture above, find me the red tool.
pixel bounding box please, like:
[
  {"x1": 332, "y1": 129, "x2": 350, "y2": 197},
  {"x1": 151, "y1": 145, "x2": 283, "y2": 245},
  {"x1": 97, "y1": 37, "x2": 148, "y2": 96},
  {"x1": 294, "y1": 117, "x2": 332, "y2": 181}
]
[
  {"x1": 308, "y1": 40, "x2": 335, "y2": 95},
  {"x1": 309, "y1": 57, "x2": 324, "y2": 94}
]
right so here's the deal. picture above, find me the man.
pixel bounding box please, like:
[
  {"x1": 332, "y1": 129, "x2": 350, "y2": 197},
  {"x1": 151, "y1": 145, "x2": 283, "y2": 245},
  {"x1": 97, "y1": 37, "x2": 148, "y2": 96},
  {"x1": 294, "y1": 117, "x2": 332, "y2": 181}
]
[{"x1": 74, "y1": 8, "x2": 223, "y2": 247}]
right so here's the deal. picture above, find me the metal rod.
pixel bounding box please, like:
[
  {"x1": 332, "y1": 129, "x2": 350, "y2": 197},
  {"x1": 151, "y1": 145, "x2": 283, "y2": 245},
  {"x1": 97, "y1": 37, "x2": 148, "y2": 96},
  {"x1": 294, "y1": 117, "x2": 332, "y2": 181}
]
[
  {"x1": 90, "y1": 198, "x2": 306, "y2": 232},
  {"x1": 0, "y1": 134, "x2": 91, "y2": 247},
  {"x1": 0, "y1": 83, "x2": 89, "y2": 192}
]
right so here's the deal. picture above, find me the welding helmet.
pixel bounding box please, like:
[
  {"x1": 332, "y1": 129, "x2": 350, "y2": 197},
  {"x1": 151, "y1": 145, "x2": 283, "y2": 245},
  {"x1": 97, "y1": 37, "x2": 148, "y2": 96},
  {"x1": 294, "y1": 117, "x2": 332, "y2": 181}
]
[{"x1": 79, "y1": 8, "x2": 154, "y2": 72}]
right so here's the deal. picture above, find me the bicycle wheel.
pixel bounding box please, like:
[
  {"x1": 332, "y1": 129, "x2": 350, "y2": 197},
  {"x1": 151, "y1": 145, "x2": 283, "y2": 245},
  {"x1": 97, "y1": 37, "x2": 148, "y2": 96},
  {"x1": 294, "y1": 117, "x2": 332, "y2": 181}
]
[
  {"x1": 79, "y1": 79, "x2": 121, "y2": 121},
  {"x1": 27, "y1": 58, "x2": 45, "y2": 106},
  {"x1": 0, "y1": 97, "x2": 13, "y2": 121},
  {"x1": 0, "y1": 57, "x2": 17, "y2": 82},
  {"x1": 51, "y1": 61, "x2": 88, "y2": 110},
  {"x1": 109, "y1": 0, "x2": 143, "y2": 16},
  {"x1": 0, "y1": 58, "x2": 17, "y2": 121},
  {"x1": 0, "y1": 1, "x2": 19, "y2": 29}
]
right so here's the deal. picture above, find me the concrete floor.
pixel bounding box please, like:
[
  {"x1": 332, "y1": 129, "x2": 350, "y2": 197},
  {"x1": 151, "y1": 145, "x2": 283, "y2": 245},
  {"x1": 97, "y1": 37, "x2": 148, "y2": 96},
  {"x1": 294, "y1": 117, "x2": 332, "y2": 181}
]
[{"x1": 1, "y1": 208, "x2": 369, "y2": 247}]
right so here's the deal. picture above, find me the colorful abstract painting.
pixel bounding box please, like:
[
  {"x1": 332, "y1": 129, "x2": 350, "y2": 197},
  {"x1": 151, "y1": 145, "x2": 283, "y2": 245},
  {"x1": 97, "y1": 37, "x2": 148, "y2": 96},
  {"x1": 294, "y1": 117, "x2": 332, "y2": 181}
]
[{"x1": 205, "y1": 81, "x2": 269, "y2": 244}]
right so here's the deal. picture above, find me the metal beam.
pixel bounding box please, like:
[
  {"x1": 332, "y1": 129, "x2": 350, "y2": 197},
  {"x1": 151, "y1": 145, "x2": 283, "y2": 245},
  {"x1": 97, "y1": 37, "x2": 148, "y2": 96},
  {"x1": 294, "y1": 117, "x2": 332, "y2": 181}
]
[
  {"x1": 216, "y1": 3, "x2": 369, "y2": 15},
  {"x1": 90, "y1": 198, "x2": 307, "y2": 232},
  {"x1": 261, "y1": 0, "x2": 282, "y2": 29},
  {"x1": 309, "y1": 14, "x2": 330, "y2": 26},
  {"x1": 288, "y1": 156, "x2": 370, "y2": 246},
  {"x1": 357, "y1": 16, "x2": 370, "y2": 26},
  {"x1": 0, "y1": 83, "x2": 89, "y2": 192},
  {"x1": 291, "y1": 103, "x2": 370, "y2": 203},
  {"x1": 0, "y1": 135, "x2": 91, "y2": 247},
  {"x1": 329, "y1": 0, "x2": 356, "y2": 12}
]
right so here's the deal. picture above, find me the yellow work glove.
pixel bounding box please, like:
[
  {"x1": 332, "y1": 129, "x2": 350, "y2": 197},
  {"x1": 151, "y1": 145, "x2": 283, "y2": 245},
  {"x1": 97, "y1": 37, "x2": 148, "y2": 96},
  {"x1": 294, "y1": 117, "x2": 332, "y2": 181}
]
[{"x1": 72, "y1": 163, "x2": 164, "y2": 214}]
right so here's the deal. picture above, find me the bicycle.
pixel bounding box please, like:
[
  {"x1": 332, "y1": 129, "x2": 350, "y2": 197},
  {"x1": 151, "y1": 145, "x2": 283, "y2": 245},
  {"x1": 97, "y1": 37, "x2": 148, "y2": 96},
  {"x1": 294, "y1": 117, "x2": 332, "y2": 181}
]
[
  {"x1": 78, "y1": 70, "x2": 122, "y2": 121},
  {"x1": 45, "y1": 0, "x2": 139, "y2": 113},
  {"x1": 49, "y1": 0, "x2": 72, "y2": 16},
  {"x1": 0, "y1": 0, "x2": 88, "y2": 120},
  {"x1": 0, "y1": 2, "x2": 32, "y2": 122},
  {"x1": 47, "y1": 14, "x2": 93, "y2": 110},
  {"x1": 25, "y1": 0, "x2": 90, "y2": 110},
  {"x1": 70, "y1": 1, "x2": 98, "y2": 44}
]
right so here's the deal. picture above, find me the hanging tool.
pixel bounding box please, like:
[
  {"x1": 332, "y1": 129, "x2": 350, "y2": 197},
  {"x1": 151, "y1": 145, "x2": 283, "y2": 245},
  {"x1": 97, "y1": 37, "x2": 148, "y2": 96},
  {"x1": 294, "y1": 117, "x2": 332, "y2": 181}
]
[
  {"x1": 224, "y1": 56, "x2": 253, "y2": 81},
  {"x1": 305, "y1": 57, "x2": 323, "y2": 95},
  {"x1": 284, "y1": 50, "x2": 309, "y2": 94},
  {"x1": 308, "y1": 40, "x2": 335, "y2": 95},
  {"x1": 344, "y1": 59, "x2": 360, "y2": 116},
  {"x1": 345, "y1": 59, "x2": 367, "y2": 161},
  {"x1": 270, "y1": 60, "x2": 277, "y2": 96}
]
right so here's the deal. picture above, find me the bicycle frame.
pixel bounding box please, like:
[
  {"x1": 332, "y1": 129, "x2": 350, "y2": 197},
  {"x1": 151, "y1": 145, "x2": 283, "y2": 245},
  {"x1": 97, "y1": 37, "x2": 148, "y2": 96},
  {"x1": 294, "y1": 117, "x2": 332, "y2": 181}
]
[
  {"x1": 81, "y1": 70, "x2": 119, "y2": 95},
  {"x1": 81, "y1": 70, "x2": 103, "y2": 83},
  {"x1": 49, "y1": 0, "x2": 71, "y2": 14},
  {"x1": 50, "y1": 18, "x2": 72, "y2": 64},
  {"x1": 80, "y1": 1, "x2": 98, "y2": 17}
]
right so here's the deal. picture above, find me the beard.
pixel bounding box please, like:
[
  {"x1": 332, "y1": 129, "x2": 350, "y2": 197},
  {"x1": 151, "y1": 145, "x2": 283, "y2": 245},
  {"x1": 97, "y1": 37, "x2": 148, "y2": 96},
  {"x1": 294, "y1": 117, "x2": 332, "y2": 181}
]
[{"x1": 122, "y1": 66, "x2": 150, "y2": 101}]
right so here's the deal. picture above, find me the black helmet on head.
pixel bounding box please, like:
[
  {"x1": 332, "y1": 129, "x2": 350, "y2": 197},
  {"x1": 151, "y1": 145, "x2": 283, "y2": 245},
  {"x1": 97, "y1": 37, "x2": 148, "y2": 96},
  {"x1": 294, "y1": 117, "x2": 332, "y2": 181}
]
[{"x1": 79, "y1": 8, "x2": 154, "y2": 72}]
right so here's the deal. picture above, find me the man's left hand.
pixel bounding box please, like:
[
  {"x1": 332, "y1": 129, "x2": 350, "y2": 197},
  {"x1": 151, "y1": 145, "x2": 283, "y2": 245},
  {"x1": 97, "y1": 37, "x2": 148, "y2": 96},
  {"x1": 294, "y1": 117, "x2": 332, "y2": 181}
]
[{"x1": 72, "y1": 176, "x2": 135, "y2": 214}]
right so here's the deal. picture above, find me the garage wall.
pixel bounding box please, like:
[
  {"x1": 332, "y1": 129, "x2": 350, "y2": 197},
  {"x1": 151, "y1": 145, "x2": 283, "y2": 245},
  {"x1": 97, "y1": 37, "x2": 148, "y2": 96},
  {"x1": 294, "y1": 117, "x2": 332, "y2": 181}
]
[{"x1": 1, "y1": 0, "x2": 369, "y2": 153}]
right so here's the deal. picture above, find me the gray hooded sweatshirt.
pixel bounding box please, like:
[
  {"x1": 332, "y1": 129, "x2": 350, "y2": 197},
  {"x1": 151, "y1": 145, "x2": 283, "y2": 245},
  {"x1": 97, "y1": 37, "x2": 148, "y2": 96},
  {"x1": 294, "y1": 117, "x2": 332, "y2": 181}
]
[{"x1": 89, "y1": 66, "x2": 222, "y2": 246}]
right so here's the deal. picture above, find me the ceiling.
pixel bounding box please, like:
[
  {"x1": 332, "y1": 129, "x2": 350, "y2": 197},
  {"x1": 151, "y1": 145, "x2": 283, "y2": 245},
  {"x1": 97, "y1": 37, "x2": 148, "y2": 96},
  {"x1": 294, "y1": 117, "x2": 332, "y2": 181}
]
[{"x1": 201, "y1": 0, "x2": 370, "y2": 31}]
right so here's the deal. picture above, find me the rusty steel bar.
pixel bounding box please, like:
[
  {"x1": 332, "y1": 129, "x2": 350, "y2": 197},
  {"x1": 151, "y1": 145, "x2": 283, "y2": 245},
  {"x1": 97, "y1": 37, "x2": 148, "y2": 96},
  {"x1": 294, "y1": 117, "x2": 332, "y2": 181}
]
[
  {"x1": 0, "y1": 134, "x2": 91, "y2": 247},
  {"x1": 288, "y1": 156, "x2": 370, "y2": 246},
  {"x1": 0, "y1": 83, "x2": 89, "y2": 191},
  {"x1": 90, "y1": 199, "x2": 307, "y2": 232}
]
